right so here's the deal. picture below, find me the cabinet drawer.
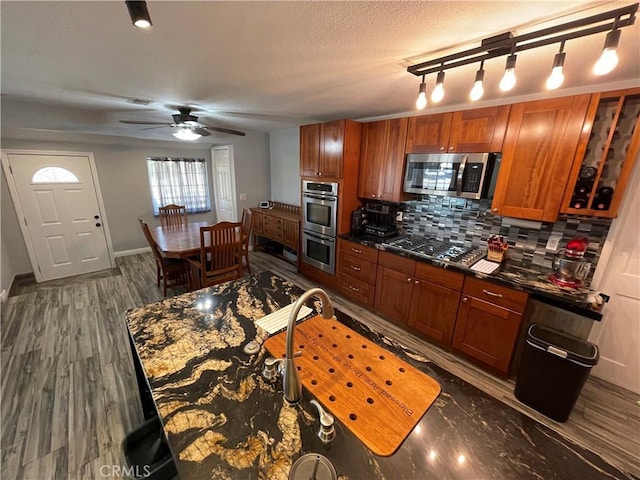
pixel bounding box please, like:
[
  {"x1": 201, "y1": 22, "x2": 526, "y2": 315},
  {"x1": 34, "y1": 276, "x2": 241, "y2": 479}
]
[
  {"x1": 339, "y1": 253, "x2": 377, "y2": 284},
  {"x1": 378, "y1": 250, "x2": 416, "y2": 275},
  {"x1": 415, "y1": 262, "x2": 464, "y2": 291},
  {"x1": 340, "y1": 274, "x2": 375, "y2": 307},
  {"x1": 462, "y1": 277, "x2": 528, "y2": 314},
  {"x1": 262, "y1": 215, "x2": 284, "y2": 230},
  {"x1": 339, "y1": 239, "x2": 379, "y2": 263}
]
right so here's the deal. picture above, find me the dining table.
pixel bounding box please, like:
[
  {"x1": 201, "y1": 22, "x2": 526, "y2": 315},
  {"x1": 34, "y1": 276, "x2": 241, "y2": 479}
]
[{"x1": 151, "y1": 221, "x2": 212, "y2": 259}]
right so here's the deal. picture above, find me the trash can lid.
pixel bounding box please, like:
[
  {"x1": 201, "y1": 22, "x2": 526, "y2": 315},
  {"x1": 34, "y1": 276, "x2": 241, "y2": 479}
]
[{"x1": 527, "y1": 324, "x2": 599, "y2": 365}]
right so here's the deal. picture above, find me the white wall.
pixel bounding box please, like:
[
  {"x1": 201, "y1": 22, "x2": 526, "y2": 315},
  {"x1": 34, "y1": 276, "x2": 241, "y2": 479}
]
[
  {"x1": 269, "y1": 127, "x2": 300, "y2": 206},
  {"x1": 1, "y1": 132, "x2": 270, "y2": 276},
  {"x1": 1, "y1": 166, "x2": 31, "y2": 291}
]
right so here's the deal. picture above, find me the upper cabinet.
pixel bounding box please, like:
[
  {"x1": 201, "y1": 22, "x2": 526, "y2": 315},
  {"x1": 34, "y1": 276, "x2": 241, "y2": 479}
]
[
  {"x1": 491, "y1": 95, "x2": 591, "y2": 223},
  {"x1": 560, "y1": 88, "x2": 640, "y2": 218},
  {"x1": 405, "y1": 106, "x2": 510, "y2": 154},
  {"x1": 359, "y1": 118, "x2": 408, "y2": 202},
  {"x1": 300, "y1": 120, "x2": 362, "y2": 179}
]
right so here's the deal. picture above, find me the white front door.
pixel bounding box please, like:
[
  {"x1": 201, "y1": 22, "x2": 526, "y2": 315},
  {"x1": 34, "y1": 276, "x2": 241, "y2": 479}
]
[
  {"x1": 589, "y1": 163, "x2": 640, "y2": 394},
  {"x1": 3, "y1": 151, "x2": 114, "y2": 282},
  {"x1": 212, "y1": 145, "x2": 238, "y2": 222}
]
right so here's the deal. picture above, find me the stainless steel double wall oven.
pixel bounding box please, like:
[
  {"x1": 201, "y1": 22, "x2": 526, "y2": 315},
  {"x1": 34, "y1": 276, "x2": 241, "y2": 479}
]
[{"x1": 301, "y1": 180, "x2": 338, "y2": 274}]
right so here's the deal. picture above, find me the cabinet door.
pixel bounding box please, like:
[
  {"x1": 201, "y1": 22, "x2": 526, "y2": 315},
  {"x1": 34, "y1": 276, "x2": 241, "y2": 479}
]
[
  {"x1": 300, "y1": 123, "x2": 320, "y2": 177},
  {"x1": 252, "y1": 212, "x2": 263, "y2": 235},
  {"x1": 359, "y1": 120, "x2": 385, "y2": 199},
  {"x1": 405, "y1": 113, "x2": 452, "y2": 153},
  {"x1": 408, "y1": 279, "x2": 460, "y2": 345},
  {"x1": 448, "y1": 105, "x2": 510, "y2": 153},
  {"x1": 283, "y1": 220, "x2": 299, "y2": 251},
  {"x1": 319, "y1": 120, "x2": 344, "y2": 178},
  {"x1": 379, "y1": 118, "x2": 408, "y2": 202},
  {"x1": 374, "y1": 265, "x2": 414, "y2": 325},
  {"x1": 491, "y1": 95, "x2": 591, "y2": 222},
  {"x1": 452, "y1": 296, "x2": 523, "y2": 374}
]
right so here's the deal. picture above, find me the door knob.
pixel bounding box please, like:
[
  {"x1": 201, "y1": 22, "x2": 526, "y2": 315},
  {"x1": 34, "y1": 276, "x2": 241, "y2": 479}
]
[{"x1": 94, "y1": 215, "x2": 100, "y2": 219}]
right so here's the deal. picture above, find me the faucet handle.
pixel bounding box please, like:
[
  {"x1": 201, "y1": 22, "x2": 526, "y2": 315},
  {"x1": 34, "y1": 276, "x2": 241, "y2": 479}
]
[
  {"x1": 310, "y1": 399, "x2": 336, "y2": 443},
  {"x1": 262, "y1": 357, "x2": 285, "y2": 382}
]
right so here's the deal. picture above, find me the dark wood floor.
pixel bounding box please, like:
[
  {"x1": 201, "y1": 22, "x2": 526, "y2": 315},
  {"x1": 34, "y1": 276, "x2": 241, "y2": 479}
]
[{"x1": 2, "y1": 251, "x2": 639, "y2": 479}]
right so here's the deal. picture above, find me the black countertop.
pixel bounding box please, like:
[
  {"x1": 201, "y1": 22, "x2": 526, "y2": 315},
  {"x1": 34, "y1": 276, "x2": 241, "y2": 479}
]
[
  {"x1": 126, "y1": 271, "x2": 633, "y2": 479},
  {"x1": 340, "y1": 233, "x2": 605, "y2": 320}
]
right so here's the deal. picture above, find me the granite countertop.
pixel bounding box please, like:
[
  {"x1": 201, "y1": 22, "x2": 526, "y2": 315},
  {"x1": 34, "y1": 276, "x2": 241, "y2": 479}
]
[
  {"x1": 126, "y1": 271, "x2": 632, "y2": 479},
  {"x1": 339, "y1": 233, "x2": 604, "y2": 320}
]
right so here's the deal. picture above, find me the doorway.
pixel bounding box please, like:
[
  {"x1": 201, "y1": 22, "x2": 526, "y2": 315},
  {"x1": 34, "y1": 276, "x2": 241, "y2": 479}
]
[
  {"x1": 1, "y1": 150, "x2": 114, "y2": 282},
  {"x1": 212, "y1": 145, "x2": 238, "y2": 222}
]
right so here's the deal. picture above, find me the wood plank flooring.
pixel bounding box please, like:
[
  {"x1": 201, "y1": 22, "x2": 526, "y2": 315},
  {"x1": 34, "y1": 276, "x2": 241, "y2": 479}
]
[{"x1": 1, "y1": 251, "x2": 638, "y2": 479}]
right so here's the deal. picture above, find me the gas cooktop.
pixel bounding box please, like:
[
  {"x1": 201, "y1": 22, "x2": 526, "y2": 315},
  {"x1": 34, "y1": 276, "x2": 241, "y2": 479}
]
[{"x1": 383, "y1": 236, "x2": 484, "y2": 267}]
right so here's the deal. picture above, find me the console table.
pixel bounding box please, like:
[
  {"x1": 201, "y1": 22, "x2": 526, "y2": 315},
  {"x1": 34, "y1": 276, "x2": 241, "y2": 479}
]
[{"x1": 251, "y1": 202, "x2": 300, "y2": 265}]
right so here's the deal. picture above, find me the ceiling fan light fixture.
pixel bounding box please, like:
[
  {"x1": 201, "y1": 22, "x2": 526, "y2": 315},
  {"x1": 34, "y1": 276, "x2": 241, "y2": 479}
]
[
  {"x1": 173, "y1": 128, "x2": 201, "y2": 141},
  {"x1": 126, "y1": 1, "x2": 152, "y2": 28}
]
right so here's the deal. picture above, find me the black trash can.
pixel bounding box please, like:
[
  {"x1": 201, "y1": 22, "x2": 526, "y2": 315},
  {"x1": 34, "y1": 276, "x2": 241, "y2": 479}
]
[
  {"x1": 122, "y1": 415, "x2": 177, "y2": 480},
  {"x1": 515, "y1": 324, "x2": 599, "y2": 422}
]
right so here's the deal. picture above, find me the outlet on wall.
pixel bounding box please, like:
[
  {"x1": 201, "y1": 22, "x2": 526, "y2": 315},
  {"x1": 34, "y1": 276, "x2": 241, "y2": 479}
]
[
  {"x1": 239, "y1": 193, "x2": 247, "y2": 201},
  {"x1": 546, "y1": 234, "x2": 562, "y2": 252}
]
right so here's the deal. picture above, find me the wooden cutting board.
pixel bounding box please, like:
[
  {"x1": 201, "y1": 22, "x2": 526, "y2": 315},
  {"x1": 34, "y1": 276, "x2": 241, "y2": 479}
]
[{"x1": 264, "y1": 315, "x2": 441, "y2": 456}]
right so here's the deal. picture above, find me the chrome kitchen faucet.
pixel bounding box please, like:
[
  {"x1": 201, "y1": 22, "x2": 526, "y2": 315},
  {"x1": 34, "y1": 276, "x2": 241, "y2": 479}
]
[{"x1": 283, "y1": 288, "x2": 335, "y2": 403}]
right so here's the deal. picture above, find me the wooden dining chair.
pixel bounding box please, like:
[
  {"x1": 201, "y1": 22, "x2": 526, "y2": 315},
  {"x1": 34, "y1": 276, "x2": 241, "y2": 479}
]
[
  {"x1": 187, "y1": 222, "x2": 243, "y2": 288},
  {"x1": 158, "y1": 204, "x2": 188, "y2": 228},
  {"x1": 139, "y1": 218, "x2": 190, "y2": 297},
  {"x1": 240, "y1": 208, "x2": 253, "y2": 273}
]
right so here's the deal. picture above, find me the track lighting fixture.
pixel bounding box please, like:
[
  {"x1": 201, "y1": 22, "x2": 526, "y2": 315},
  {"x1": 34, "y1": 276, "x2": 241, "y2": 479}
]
[
  {"x1": 407, "y1": 3, "x2": 637, "y2": 105},
  {"x1": 431, "y1": 71, "x2": 446, "y2": 103},
  {"x1": 546, "y1": 42, "x2": 566, "y2": 90},
  {"x1": 499, "y1": 54, "x2": 517, "y2": 92},
  {"x1": 126, "y1": 1, "x2": 153, "y2": 29},
  {"x1": 470, "y1": 61, "x2": 485, "y2": 101},
  {"x1": 416, "y1": 76, "x2": 427, "y2": 110},
  {"x1": 173, "y1": 128, "x2": 201, "y2": 141},
  {"x1": 593, "y1": 27, "x2": 621, "y2": 75}
]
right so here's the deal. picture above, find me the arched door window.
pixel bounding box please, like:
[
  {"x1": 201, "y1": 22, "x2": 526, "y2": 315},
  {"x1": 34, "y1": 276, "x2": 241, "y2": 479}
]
[{"x1": 32, "y1": 166, "x2": 79, "y2": 183}]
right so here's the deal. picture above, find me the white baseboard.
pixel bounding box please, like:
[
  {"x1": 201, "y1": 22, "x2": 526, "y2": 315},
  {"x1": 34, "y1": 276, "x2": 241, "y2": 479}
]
[{"x1": 114, "y1": 247, "x2": 152, "y2": 258}]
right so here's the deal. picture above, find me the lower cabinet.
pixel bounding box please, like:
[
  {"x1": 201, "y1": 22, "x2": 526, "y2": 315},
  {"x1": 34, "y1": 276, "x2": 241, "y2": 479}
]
[
  {"x1": 338, "y1": 239, "x2": 379, "y2": 307},
  {"x1": 452, "y1": 277, "x2": 529, "y2": 374}
]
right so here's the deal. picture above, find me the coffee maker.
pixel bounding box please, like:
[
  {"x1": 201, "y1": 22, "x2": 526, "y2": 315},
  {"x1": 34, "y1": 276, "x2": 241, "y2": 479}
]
[
  {"x1": 363, "y1": 202, "x2": 398, "y2": 237},
  {"x1": 350, "y1": 207, "x2": 367, "y2": 235}
]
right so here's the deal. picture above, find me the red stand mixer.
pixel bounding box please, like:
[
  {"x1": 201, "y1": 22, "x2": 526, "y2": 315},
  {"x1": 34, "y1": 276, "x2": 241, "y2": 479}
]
[{"x1": 549, "y1": 236, "x2": 591, "y2": 288}]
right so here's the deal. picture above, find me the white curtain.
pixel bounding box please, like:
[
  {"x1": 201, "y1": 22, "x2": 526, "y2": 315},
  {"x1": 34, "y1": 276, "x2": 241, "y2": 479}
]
[{"x1": 146, "y1": 157, "x2": 211, "y2": 215}]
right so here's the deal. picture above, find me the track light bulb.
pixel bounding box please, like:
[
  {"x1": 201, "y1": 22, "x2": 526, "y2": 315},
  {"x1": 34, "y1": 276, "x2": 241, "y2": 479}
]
[
  {"x1": 593, "y1": 29, "x2": 620, "y2": 75},
  {"x1": 431, "y1": 71, "x2": 445, "y2": 103},
  {"x1": 469, "y1": 68, "x2": 484, "y2": 101},
  {"x1": 416, "y1": 80, "x2": 427, "y2": 110},
  {"x1": 499, "y1": 55, "x2": 517, "y2": 92},
  {"x1": 546, "y1": 51, "x2": 566, "y2": 90},
  {"x1": 173, "y1": 128, "x2": 201, "y2": 141}
]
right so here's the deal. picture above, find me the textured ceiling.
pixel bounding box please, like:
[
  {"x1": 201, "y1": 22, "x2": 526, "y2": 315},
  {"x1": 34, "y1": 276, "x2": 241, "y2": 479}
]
[{"x1": 1, "y1": 1, "x2": 639, "y2": 144}]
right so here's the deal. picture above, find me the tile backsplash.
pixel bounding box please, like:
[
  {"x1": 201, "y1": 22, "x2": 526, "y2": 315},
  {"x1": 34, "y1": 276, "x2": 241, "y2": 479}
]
[{"x1": 400, "y1": 196, "x2": 612, "y2": 279}]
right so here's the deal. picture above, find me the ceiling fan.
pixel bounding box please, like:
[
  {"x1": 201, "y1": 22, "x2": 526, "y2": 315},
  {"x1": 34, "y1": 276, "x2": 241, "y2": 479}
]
[{"x1": 119, "y1": 107, "x2": 246, "y2": 138}]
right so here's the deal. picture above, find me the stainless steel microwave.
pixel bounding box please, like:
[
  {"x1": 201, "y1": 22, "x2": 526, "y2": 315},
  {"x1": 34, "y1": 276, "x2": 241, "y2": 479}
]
[{"x1": 403, "y1": 152, "x2": 500, "y2": 199}]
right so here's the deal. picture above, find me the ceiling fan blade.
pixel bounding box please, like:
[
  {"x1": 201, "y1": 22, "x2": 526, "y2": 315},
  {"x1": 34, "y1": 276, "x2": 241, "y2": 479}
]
[
  {"x1": 120, "y1": 120, "x2": 172, "y2": 125},
  {"x1": 140, "y1": 125, "x2": 170, "y2": 131},
  {"x1": 205, "y1": 126, "x2": 246, "y2": 136},
  {"x1": 192, "y1": 127, "x2": 211, "y2": 137}
]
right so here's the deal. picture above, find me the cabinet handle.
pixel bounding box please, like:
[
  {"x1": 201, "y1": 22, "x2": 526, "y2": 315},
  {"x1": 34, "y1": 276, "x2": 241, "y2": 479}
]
[
  {"x1": 449, "y1": 146, "x2": 455, "y2": 151},
  {"x1": 492, "y1": 208, "x2": 498, "y2": 212},
  {"x1": 349, "y1": 286, "x2": 360, "y2": 292},
  {"x1": 352, "y1": 248, "x2": 362, "y2": 254},
  {"x1": 318, "y1": 172, "x2": 323, "y2": 176},
  {"x1": 439, "y1": 146, "x2": 445, "y2": 151},
  {"x1": 414, "y1": 280, "x2": 419, "y2": 285},
  {"x1": 482, "y1": 289, "x2": 503, "y2": 298},
  {"x1": 350, "y1": 265, "x2": 361, "y2": 271},
  {"x1": 407, "y1": 277, "x2": 412, "y2": 282},
  {"x1": 463, "y1": 297, "x2": 468, "y2": 302}
]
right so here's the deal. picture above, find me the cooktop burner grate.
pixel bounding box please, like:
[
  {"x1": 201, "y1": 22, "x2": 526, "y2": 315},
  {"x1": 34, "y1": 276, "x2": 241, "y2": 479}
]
[{"x1": 383, "y1": 235, "x2": 484, "y2": 267}]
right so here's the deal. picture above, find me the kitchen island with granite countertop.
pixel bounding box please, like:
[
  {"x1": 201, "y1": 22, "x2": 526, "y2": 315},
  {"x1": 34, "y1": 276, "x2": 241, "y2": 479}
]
[{"x1": 126, "y1": 271, "x2": 634, "y2": 479}]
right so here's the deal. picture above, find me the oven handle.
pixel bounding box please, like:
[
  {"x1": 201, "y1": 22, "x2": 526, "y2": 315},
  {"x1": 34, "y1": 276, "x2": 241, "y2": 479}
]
[
  {"x1": 456, "y1": 154, "x2": 468, "y2": 196},
  {"x1": 304, "y1": 231, "x2": 336, "y2": 243},
  {"x1": 303, "y1": 193, "x2": 337, "y2": 202}
]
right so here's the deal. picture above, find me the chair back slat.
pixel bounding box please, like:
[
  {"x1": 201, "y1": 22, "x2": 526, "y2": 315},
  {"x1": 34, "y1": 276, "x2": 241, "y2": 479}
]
[
  {"x1": 159, "y1": 204, "x2": 188, "y2": 227},
  {"x1": 198, "y1": 221, "x2": 243, "y2": 286}
]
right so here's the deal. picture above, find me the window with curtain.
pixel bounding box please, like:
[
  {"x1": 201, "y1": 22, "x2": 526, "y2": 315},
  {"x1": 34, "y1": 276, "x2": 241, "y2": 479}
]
[{"x1": 146, "y1": 157, "x2": 211, "y2": 215}]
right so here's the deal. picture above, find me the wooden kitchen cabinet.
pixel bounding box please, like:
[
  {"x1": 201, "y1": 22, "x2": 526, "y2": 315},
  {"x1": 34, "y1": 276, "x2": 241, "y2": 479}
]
[
  {"x1": 374, "y1": 251, "x2": 415, "y2": 325},
  {"x1": 407, "y1": 263, "x2": 464, "y2": 345},
  {"x1": 491, "y1": 95, "x2": 591, "y2": 222},
  {"x1": 283, "y1": 219, "x2": 299, "y2": 251},
  {"x1": 561, "y1": 87, "x2": 640, "y2": 218},
  {"x1": 452, "y1": 277, "x2": 528, "y2": 375},
  {"x1": 359, "y1": 118, "x2": 408, "y2": 202},
  {"x1": 251, "y1": 204, "x2": 301, "y2": 261},
  {"x1": 300, "y1": 120, "x2": 362, "y2": 179},
  {"x1": 338, "y1": 238, "x2": 379, "y2": 307},
  {"x1": 405, "y1": 106, "x2": 510, "y2": 154}
]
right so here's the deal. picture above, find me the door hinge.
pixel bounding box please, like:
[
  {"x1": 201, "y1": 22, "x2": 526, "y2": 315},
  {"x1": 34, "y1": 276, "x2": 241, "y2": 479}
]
[
  {"x1": 24, "y1": 217, "x2": 28, "y2": 226},
  {"x1": 9, "y1": 165, "x2": 13, "y2": 174}
]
